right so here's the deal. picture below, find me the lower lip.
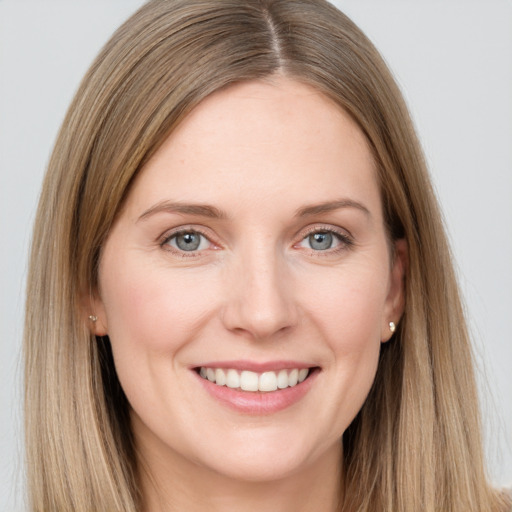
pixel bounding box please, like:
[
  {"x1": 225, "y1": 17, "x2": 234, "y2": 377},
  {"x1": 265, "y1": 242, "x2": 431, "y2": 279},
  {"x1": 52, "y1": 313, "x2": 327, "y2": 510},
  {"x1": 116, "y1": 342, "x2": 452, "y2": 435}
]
[{"x1": 194, "y1": 369, "x2": 319, "y2": 415}]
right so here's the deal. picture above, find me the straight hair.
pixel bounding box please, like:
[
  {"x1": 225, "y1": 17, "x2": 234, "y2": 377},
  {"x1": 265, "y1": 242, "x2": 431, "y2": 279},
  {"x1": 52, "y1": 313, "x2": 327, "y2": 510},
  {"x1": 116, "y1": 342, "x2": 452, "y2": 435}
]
[{"x1": 24, "y1": 1, "x2": 510, "y2": 510}]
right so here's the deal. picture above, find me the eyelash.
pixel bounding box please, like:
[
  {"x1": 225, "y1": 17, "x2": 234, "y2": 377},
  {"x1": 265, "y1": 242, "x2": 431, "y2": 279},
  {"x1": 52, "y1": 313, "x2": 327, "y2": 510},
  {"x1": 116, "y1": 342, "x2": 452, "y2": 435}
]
[{"x1": 159, "y1": 225, "x2": 354, "y2": 257}]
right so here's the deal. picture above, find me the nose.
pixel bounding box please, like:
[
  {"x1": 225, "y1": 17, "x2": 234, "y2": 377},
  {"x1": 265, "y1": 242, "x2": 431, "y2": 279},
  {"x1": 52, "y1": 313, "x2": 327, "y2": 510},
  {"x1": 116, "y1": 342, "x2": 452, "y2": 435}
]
[{"x1": 221, "y1": 245, "x2": 299, "y2": 341}]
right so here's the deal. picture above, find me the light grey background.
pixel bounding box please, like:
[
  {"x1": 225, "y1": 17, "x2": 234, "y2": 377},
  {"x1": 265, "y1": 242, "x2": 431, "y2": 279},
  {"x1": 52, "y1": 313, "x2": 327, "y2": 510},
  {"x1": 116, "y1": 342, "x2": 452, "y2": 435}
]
[{"x1": 1, "y1": 1, "x2": 511, "y2": 509}]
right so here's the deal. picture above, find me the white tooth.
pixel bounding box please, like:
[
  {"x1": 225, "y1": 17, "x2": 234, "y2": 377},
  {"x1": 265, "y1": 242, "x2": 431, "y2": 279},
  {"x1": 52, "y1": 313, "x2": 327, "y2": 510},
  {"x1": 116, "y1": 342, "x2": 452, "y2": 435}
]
[
  {"x1": 240, "y1": 370, "x2": 259, "y2": 391},
  {"x1": 199, "y1": 367, "x2": 207, "y2": 379},
  {"x1": 288, "y1": 369, "x2": 298, "y2": 387},
  {"x1": 298, "y1": 368, "x2": 309, "y2": 383},
  {"x1": 259, "y1": 371, "x2": 278, "y2": 392},
  {"x1": 226, "y1": 369, "x2": 240, "y2": 389},
  {"x1": 277, "y1": 369, "x2": 289, "y2": 389},
  {"x1": 215, "y1": 368, "x2": 226, "y2": 386},
  {"x1": 206, "y1": 368, "x2": 216, "y2": 382}
]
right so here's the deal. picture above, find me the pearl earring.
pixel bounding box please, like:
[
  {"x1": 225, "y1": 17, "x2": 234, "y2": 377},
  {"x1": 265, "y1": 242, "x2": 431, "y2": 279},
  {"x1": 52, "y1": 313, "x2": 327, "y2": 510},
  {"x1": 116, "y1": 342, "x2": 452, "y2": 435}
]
[
  {"x1": 88, "y1": 315, "x2": 98, "y2": 322},
  {"x1": 389, "y1": 321, "x2": 396, "y2": 333}
]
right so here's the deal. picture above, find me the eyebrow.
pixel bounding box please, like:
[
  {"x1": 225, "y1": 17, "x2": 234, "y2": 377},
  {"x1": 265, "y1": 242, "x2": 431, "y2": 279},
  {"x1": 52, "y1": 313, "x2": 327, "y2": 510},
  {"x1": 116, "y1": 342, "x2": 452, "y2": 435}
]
[
  {"x1": 295, "y1": 199, "x2": 371, "y2": 218},
  {"x1": 137, "y1": 200, "x2": 228, "y2": 222}
]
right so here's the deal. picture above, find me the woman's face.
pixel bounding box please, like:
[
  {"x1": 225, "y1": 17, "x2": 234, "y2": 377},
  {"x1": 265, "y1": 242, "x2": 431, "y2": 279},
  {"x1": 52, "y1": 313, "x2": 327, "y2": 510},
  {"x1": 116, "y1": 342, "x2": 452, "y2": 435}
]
[{"x1": 93, "y1": 78, "x2": 405, "y2": 483}]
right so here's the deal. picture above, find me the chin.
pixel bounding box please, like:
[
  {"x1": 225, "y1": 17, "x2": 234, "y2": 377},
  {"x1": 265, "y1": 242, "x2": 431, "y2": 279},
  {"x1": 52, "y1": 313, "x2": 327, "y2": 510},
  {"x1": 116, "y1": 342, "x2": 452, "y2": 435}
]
[
  {"x1": 188, "y1": 422, "x2": 339, "y2": 484},
  {"x1": 201, "y1": 449, "x2": 315, "y2": 484}
]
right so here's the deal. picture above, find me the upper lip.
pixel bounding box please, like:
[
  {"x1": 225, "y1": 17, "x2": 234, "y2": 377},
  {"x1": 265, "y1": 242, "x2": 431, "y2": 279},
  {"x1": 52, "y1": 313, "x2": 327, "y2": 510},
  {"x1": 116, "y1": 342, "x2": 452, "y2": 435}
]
[{"x1": 192, "y1": 360, "x2": 318, "y2": 372}]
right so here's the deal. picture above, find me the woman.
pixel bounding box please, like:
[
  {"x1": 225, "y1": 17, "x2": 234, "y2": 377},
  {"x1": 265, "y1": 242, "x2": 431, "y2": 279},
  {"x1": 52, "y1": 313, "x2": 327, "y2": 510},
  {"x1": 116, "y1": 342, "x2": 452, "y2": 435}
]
[{"x1": 23, "y1": 0, "x2": 511, "y2": 510}]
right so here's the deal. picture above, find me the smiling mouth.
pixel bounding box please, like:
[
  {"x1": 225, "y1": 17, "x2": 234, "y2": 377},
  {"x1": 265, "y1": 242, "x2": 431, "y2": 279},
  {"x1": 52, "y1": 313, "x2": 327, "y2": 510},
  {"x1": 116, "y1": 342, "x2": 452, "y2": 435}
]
[{"x1": 196, "y1": 367, "x2": 315, "y2": 392}]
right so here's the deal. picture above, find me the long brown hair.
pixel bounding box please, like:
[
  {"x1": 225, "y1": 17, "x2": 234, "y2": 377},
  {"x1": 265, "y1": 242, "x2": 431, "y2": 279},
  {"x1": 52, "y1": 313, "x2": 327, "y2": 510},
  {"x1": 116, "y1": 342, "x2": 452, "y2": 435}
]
[{"x1": 24, "y1": 1, "x2": 510, "y2": 510}]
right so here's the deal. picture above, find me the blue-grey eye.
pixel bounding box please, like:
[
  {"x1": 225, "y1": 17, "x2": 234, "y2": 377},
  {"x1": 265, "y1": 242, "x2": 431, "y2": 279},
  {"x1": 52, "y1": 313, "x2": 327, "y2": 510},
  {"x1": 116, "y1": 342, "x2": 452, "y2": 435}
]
[
  {"x1": 308, "y1": 232, "x2": 333, "y2": 250},
  {"x1": 299, "y1": 230, "x2": 345, "y2": 251},
  {"x1": 168, "y1": 231, "x2": 209, "y2": 252}
]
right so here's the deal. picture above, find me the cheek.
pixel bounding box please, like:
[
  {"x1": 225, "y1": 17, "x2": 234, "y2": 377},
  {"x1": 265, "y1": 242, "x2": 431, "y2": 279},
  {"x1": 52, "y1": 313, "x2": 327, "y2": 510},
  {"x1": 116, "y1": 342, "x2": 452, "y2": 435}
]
[
  {"x1": 299, "y1": 262, "x2": 388, "y2": 416},
  {"x1": 302, "y1": 261, "x2": 389, "y2": 348},
  {"x1": 98, "y1": 257, "x2": 223, "y2": 413},
  {"x1": 100, "y1": 259, "x2": 219, "y2": 354}
]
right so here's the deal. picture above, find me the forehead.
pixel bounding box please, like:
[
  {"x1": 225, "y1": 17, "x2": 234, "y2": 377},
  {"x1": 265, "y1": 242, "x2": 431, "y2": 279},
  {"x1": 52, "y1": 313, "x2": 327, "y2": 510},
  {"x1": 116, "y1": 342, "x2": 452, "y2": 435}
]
[{"x1": 126, "y1": 77, "x2": 381, "y2": 221}]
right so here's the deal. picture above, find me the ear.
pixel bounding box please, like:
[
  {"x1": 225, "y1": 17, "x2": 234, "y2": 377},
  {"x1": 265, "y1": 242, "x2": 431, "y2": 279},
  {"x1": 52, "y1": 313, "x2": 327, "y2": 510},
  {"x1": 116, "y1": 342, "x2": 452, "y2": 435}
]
[
  {"x1": 81, "y1": 287, "x2": 109, "y2": 337},
  {"x1": 381, "y1": 238, "x2": 407, "y2": 342}
]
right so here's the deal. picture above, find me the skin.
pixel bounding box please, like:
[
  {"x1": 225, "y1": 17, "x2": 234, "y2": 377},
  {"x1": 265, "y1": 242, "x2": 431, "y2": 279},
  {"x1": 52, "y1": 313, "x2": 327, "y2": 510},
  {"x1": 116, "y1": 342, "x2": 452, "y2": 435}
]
[{"x1": 92, "y1": 77, "x2": 406, "y2": 512}]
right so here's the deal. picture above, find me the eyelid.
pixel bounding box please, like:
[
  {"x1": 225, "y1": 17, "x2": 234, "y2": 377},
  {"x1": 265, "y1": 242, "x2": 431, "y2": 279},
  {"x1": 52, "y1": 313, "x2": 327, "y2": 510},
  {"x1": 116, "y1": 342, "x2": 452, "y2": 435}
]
[{"x1": 299, "y1": 223, "x2": 353, "y2": 239}]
